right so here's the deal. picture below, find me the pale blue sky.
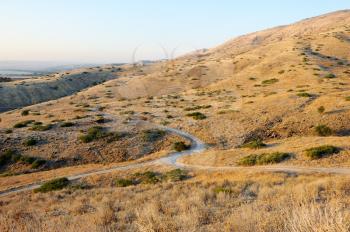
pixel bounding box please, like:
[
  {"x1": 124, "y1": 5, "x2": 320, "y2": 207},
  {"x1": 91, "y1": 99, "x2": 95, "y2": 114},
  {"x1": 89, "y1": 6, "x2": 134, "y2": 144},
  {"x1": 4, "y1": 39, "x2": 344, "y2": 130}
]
[{"x1": 0, "y1": 0, "x2": 349, "y2": 64}]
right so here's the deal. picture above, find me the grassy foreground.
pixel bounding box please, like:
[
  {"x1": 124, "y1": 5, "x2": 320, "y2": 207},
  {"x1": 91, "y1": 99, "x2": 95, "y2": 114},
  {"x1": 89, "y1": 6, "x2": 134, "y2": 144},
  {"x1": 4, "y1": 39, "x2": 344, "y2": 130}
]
[{"x1": 0, "y1": 171, "x2": 349, "y2": 232}]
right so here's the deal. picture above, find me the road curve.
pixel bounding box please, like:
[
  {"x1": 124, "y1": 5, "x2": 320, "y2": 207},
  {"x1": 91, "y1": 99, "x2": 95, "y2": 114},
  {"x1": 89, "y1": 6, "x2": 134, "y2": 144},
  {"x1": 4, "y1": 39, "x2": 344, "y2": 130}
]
[{"x1": 1, "y1": 122, "x2": 350, "y2": 197}]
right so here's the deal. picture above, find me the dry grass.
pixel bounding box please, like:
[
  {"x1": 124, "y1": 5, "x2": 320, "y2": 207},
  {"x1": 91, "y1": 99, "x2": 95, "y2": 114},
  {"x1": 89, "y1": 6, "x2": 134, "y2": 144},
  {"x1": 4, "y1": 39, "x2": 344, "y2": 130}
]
[
  {"x1": 181, "y1": 136, "x2": 350, "y2": 167},
  {"x1": 0, "y1": 171, "x2": 349, "y2": 232}
]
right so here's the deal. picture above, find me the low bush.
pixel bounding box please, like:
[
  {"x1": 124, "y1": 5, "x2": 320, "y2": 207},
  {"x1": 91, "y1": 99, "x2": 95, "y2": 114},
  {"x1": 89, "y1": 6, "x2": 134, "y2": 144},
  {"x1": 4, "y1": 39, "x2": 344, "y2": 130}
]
[
  {"x1": 315, "y1": 125, "x2": 332, "y2": 136},
  {"x1": 0, "y1": 150, "x2": 45, "y2": 169},
  {"x1": 305, "y1": 145, "x2": 339, "y2": 160},
  {"x1": 20, "y1": 156, "x2": 36, "y2": 164},
  {"x1": 297, "y1": 92, "x2": 312, "y2": 98},
  {"x1": 34, "y1": 177, "x2": 70, "y2": 193},
  {"x1": 133, "y1": 171, "x2": 160, "y2": 184},
  {"x1": 317, "y1": 106, "x2": 325, "y2": 114},
  {"x1": 30, "y1": 124, "x2": 52, "y2": 131},
  {"x1": 24, "y1": 138, "x2": 37, "y2": 146},
  {"x1": 261, "y1": 78, "x2": 279, "y2": 85},
  {"x1": 60, "y1": 122, "x2": 75, "y2": 127},
  {"x1": 241, "y1": 139, "x2": 266, "y2": 149},
  {"x1": 21, "y1": 110, "x2": 30, "y2": 116},
  {"x1": 173, "y1": 142, "x2": 190, "y2": 152},
  {"x1": 142, "y1": 129, "x2": 166, "y2": 142},
  {"x1": 115, "y1": 178, "x2": 134, "y2": 187},
  {"x1": 164, "y1": 169, "x2": 188, "y2": 182},
  {"x1": 186, "y1": 112, "x2": 207, "y2": 120},
  {"x1": 13, "y1": 120, "x2": 35, "y2": 128},
  {"x1": 184, "y1": 105, "x2": 211, "y2": 111},
  {"x1": 115, "y1": 169, "x2": 188, "y2": 187},
  {"x1": 31, "y1": 159, "x2": 46, "y2": 169},
  {"x1": 238, "y1": 152, "x2": 290, "y2": 166},
  {"x1": 79, "y1": 126, "x2": 107, "y2": 143},
  {"x1": 324, "y1": 73, "x2": 336, "y2": 79},
  {"x1": 0, "y1": 150, "x2": 15, "y2": 166}
]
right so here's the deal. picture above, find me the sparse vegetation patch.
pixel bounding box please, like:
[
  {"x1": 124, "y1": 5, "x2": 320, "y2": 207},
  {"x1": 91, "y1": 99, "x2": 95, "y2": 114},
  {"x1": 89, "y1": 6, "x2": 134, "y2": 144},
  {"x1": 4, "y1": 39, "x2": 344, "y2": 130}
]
[
  {"x1": 142, "y1": 129, "x2": 166, "y2": 142},
  {"x1": 79, "y1": 126, "x2": 108, "y2": 143},
  {"x1": 262, "y1": 78, "x2": 279, "y2": 85},
  {"x1": 13, "y1": 120, "x2": 35, "y2": 128},
  {"x1": 238, "y1": 152, "x2": 291, "y2": 166},
  {"x1": 173, "y1": 141, "x2": 191, "y2": 152},
  {"x1": 305, "y1": 145, "x2": 339, "y2": 159},
  {"x1": 30, "y1": 124, "x2": 53, "y2": 131},
  {"x1": 241, "y1": 139, "x2": 267, "y2": 149},
  {"x1": 315, "y1": 125, "x2": 332, "y2": 136},
  {"x1": 186, "y1": 112, "x2": 207, "y2": 120},
  {"x1": 34, "y1": 177, "x2": 70, "y2": 193}
]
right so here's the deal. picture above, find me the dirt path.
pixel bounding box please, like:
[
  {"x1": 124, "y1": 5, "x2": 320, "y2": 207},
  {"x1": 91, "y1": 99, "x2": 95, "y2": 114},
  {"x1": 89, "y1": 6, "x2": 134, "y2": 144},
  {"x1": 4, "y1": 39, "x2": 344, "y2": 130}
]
[{"x1": 1, "y1": 112, "x2": 350, "y2": 197}]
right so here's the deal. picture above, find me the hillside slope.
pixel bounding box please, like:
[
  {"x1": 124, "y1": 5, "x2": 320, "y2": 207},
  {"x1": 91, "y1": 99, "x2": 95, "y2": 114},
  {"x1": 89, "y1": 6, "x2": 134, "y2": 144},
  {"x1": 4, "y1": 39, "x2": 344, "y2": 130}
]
[
  {"x1": 0, "y1": 66, "x2": 120, "y2": 112},
  {"x1": 1, "y1": 10, "x2": 350, "y2": 162}
]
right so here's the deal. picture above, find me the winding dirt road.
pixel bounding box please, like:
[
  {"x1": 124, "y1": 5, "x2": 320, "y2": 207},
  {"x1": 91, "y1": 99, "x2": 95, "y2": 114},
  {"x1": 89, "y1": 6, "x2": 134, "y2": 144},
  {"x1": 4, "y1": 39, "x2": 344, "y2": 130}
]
[{"x1": 1, "y1": 113, "x2": 350, "y2": 198}]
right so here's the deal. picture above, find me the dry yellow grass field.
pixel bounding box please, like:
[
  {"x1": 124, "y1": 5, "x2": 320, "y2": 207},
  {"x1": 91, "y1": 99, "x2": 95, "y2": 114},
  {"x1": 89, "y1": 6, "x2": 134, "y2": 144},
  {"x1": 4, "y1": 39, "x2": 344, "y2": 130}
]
[{"x1": 0, "y1": 170, "x2": 349, "y2": 232}]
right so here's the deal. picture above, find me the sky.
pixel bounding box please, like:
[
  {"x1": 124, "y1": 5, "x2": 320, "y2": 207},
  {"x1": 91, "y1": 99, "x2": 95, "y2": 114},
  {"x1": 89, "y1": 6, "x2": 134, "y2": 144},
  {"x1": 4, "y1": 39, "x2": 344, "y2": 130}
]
[{"x1": 0, "y1": 0, "x2": 349, "y2": 64}]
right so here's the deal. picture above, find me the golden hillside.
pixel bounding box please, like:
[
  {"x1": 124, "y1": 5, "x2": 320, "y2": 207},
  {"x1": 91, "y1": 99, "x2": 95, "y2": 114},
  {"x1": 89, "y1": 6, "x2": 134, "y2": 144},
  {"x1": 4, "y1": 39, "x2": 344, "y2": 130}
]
[{"x1": 0, "y1": 10, "x2": 350, "y2": 232}]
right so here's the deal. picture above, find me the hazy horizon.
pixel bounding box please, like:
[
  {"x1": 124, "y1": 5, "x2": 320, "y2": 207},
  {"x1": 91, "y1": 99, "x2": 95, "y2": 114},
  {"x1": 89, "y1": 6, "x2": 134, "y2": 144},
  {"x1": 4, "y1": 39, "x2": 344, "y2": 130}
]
[{"x1": 0, "y1": 0, "x2": 349, "y2": 64}]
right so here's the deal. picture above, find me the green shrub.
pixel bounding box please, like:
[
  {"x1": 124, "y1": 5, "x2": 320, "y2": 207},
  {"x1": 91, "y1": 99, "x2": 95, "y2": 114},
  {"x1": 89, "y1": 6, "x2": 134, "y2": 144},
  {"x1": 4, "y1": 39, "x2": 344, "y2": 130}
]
[
  {"x1": 262, "y1": 78, "x2": 279, "y2": 85},
  {"x1": 184, "y1": 105, "x2": 211, "y2": 111},
  {"x1": 315, "y1": 125, "x2": 332, "y2": 136},
  {"x1": 257, "y1": 152, "x2": 290, "y2": 165},
  {"x1": 115, "y1": 178, "x2": 134, "y2": 187},
  {"x1": 0, "y1": 150, "x2": 15, "y2": 166},
  {"x1": 134, "y1": 171, "x2": 160, "y2": 184},
  {"x1": 34, "y1": 177, "x2": 70, "y2": 193},
  {"x1": 142, "y1": 129, "x2": 166, "y2": 142},
  {"x1": 20, "y1": 156, "x2": 36, "y2": 164},
  {"x1": 0, "y1": 149, "x2": 46, "y2": 168},
  {"x1": 79, "y1": 126, "x2": 107, "y2": 143},
  {"x1": 24, "y1": 138, "x2": 37, "y2": 146},
  {"x1": 13, "y1": 120, "x2": 35, "y2": 128},
  {"x1": 241, "y1": 139, "x2": 266, "y2": 149},
  {"x1": 317, "y1": 106, "x2": 325, "y2": 114},
  {"x1": 237, "y1": 154, "x2": 258, "y2": 166},
  {"x1": 238, "y1": 152, "x2": 290, "y2": 166},
  {"x1": 60, "y1": 122, "x2": 74, "y2": 127},
  {"x1": 21, "y1": 110, "x2": 30, "y2": 116},
  {"x1": 31, "y1": 159, "x2": 46, "y2": 169},
  {"x1": 79, "y1": 134, "x2": 94, "y2": 143},
  {"x1": 297, "y1": 92, "x2": 312, "y2": 98},
  {"x1": 305, "y1": 145, "x2": 339, "y2": 160},
  {"x1": 30, "y1": 124, "x2": 52, "y2": 131},
  {"x1": 173, "y1": 142, "x2": 190, "y2": 152},
  {"x1": 164, "y1": 169, "x2": 188, "y2": 182},
  {"x1": 5, "y1": 129, "x2": 12, "y2": 134},
  {"x1": 324, "y1": 73, "x2": 336, "y2": 79},
  {"x1": 120, "y1": 110, "x2": 135, "y2": 115},
  {"x1": 186, "y1": 112, "x2": 207, "y2": 120}
]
